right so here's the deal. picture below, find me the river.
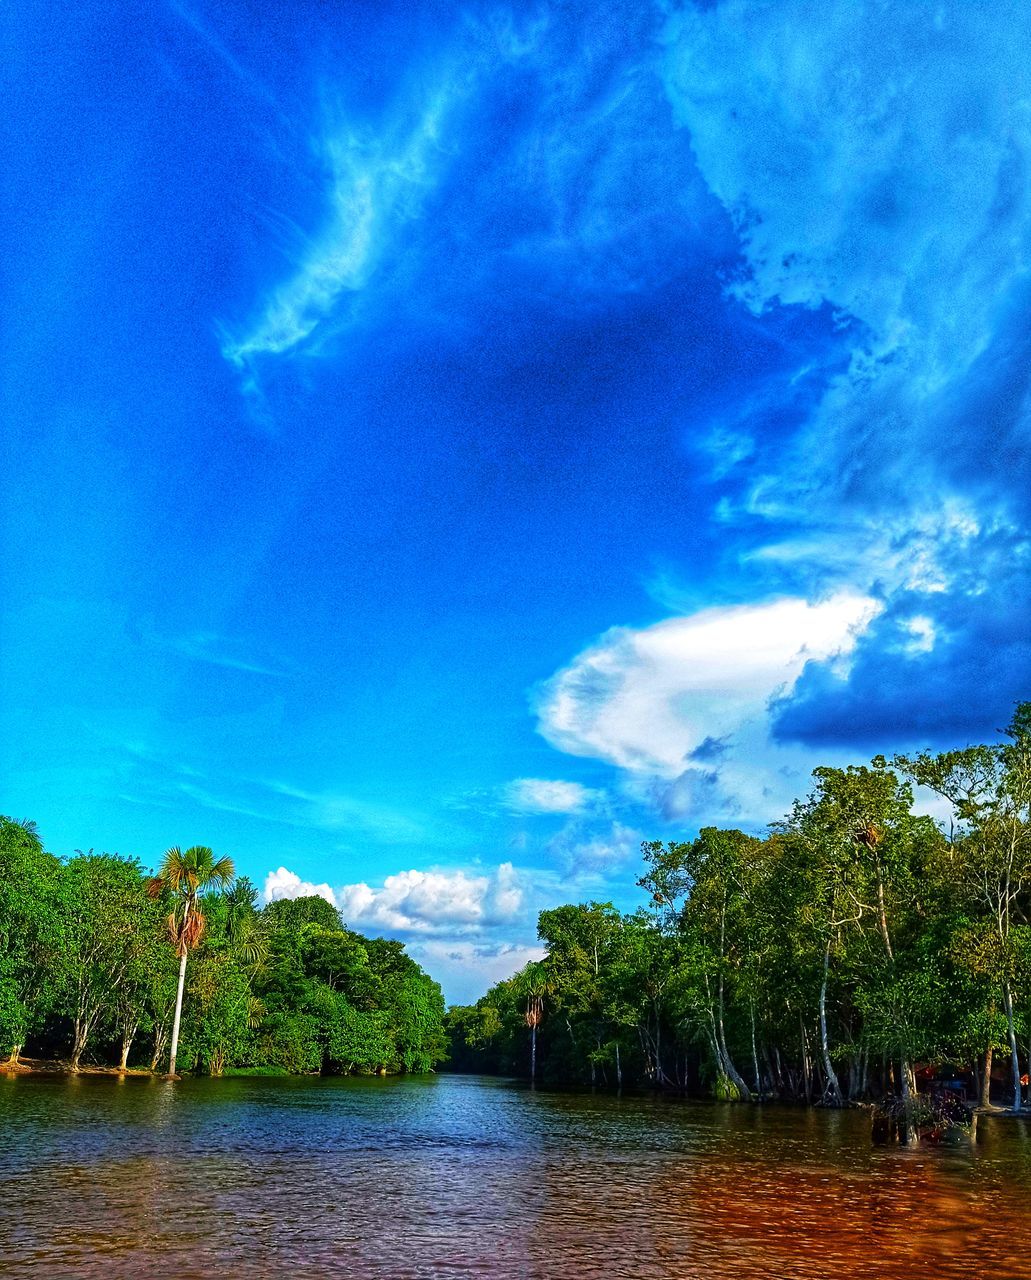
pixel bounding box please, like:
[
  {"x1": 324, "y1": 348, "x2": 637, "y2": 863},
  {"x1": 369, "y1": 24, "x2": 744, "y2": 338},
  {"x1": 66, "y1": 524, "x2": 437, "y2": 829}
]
[{"x1": 2, "y1": 1072, "x2": 1030, "y2": 1277}]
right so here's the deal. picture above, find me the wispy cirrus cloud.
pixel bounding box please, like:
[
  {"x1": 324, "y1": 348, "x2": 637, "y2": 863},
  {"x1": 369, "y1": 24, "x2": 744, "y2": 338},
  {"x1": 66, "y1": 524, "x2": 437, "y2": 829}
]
[
  {"x1": 220, "y1": 5, "x2": 718, "y2": 396},
  {"x1": 546, "y1": 819, "x2": 642, "y2": 879},
  {"x1": 501, "y1": 777, "x2": 604, "y2": 815},
  {"x1": 221, "y1": 68, "x2": 468, "y2": 376},
  {"x1": 139, "y1": 624, "x2": 296, "y2": 677}
]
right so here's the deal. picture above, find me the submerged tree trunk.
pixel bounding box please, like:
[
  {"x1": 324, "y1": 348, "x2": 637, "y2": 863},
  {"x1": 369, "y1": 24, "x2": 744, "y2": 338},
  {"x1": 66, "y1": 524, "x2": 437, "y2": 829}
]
[
  {"x1": 167, "y1": 949, "x2": 189, "y2": 1078},
  {"x1": 800, "y1": 1017, "x2": 812, "y2": 1103},
  {"x1": 773, "y1": 1046, "x2": 786, "y2": 1098}
]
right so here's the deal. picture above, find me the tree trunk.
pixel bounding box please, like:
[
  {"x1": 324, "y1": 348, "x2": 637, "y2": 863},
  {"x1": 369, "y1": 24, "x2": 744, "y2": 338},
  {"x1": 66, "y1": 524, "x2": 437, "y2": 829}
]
[
  {"x1": 876, "y1": 873, "x2": 894, "y2": 962},
  {"x1": 7, "y1": 1044, "x2": 21, "y2": 1066},
  {"x1": 1004, "y1": 984, "x2": 1022, "y2": 1112},
  {"x1": 818, "y1": 941, "x2": 843, "y2": 1105},
  {"x1": 750, "y1": 1004, "x2": 761, "y2": 1098},
  {"x1": 530, "y1": 1023, "x2": 537, "y2": 1086},
  {"x1": 773, "y1": 1046, "x2": 785, "y2": 1097},
  {"x1": 800, "y1": 1017, "x2": 812, "y2": 1103},
  {"x1": 167, "y1": 949, "x2": 189, "y2": 1078},
  {"x1": 615, "y1": 1040, "x2": 622, "y2": 1090},
  {"x1": 150, "y1": 1020, "x2": 168, "y2": 1073},
  {"x1": 899, "y1": 1057, "x2": 920, "y2": 1145},
  {"x1": 980, "y1": 1046, "x2": 993, "y2": 1108},
  {"x1": 119, "y1": 1034, "x2": 133, "y2": 1072},
  {"x1": 716, "y1": 977, "x2": 750, "y2": 1100},
  {"x1": 70, "y1": 1019, "x2": 88, "y2": 1072}
]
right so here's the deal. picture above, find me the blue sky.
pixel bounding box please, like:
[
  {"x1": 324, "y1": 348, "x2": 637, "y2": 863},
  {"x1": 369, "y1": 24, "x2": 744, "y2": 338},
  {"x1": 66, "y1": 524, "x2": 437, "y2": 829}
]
[{"x1": 4, "y1": 0, "x2": 1030, "y2": 1002}]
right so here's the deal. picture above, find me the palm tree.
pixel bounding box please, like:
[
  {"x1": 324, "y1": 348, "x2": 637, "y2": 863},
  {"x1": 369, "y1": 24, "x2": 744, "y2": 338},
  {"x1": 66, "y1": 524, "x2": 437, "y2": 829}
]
[
  {"x1": 517, "y1": 961, "x2": 549, "y2": 1086},
  {"x1": 154, "y1": 845, "x2": 235, "y2": 1078}
]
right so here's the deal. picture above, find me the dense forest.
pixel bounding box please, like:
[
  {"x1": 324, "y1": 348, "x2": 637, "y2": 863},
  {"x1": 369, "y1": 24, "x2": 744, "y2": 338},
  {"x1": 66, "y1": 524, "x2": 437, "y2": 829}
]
[
  {"x1": 0, "y1": 829, "x2": 447, "y2": 1076},
  {"x1": 448, "y1": 705, "x2": 1031, "y2": 1112}
]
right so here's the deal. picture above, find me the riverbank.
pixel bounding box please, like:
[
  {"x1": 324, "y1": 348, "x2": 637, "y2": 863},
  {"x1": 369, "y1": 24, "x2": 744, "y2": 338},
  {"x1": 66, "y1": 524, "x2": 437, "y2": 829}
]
[{"x1": 0, "y1": 1057, "x2": 153, "y2": 1077}]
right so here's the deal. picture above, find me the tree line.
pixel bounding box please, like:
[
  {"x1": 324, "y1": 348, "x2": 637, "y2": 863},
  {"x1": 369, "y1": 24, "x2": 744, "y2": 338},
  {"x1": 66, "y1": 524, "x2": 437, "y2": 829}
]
[
  {"x1": 447, "y1": 705, "x2": 1031, "y2": 1111},
  {"x1": 0, "y1": 827, "x2": 447, "y2": 1076}
]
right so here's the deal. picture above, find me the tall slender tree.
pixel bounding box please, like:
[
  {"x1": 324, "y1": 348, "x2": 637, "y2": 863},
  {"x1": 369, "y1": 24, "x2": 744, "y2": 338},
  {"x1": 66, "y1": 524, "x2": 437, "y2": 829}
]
[{"x1": 154, "y1": 845, "x2": 235, "y2": 1078}]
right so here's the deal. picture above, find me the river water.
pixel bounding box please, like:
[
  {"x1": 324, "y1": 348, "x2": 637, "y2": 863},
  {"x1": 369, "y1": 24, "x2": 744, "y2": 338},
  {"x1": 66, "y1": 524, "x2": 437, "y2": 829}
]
[{"x1": 2, "y1": 1072, "x2": 1030, "y2": 1278}]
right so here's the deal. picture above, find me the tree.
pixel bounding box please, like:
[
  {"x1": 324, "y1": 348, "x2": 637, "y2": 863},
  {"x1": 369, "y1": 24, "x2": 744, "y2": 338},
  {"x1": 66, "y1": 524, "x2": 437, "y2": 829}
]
[
  {"x1": 154, "y1": 845, "x2": 235, "y2": 1078},
  {"x1": 59, "y1": 853, "x2": 158, "y2": 1071},
  {"x1": 898, "y1": 704, "x2": 1031, "y2": 1111},
  {"x1": 778, "y1": 762, "x2": 938, "y2": 1128},
  {"x1": 513, "y1": 961, "x2": 549, "y2": 1084},
  {"x1": 0, "y1": 818, "x2": 65, "y2": 1063},
  {"x1": 641, "y1": 832, "x2": 759, "y2": 1099}
]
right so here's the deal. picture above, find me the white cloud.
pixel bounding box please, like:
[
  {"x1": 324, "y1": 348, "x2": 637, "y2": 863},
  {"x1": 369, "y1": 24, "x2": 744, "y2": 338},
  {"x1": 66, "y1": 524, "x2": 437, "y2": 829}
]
[
  {"x1": 502, "y1": 777, "x2": 602, "y2": 814},
  {"x1": 222, "y1": 87, "x2": 458, "y2": 372},
  {"x1": 263, "y1": 866, "x2": 338, "y2": 906},
  {"x1": 666, "y1": 3, "x2": 1031, "y2": 351},
  {"x1": 537, "y1": 593, "x2": 879, "y2": 775},
  {"x1": 264, "y1": 862, "x2": 524, "y2": 935},
  {"x1": 899, "y1": 616, "x2": 936, "y2": 656},
  {"x1": 260, "y1": 861, "x2": 557, "y2": 1002},
  {"x1": 535, "y1": 593, "x2": 880, "y2": 824}
]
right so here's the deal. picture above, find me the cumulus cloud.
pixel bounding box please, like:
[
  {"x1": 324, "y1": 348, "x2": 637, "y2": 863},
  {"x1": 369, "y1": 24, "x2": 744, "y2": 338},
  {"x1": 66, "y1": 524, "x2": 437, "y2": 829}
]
[
  {"x1": 502, "y1": 777, "x2": 602, "y2": 815},
  {"x1": 263, "y1": 861, "x2": 524, "y2": 935},
  {"x1": 261, "y1": 859, "x2": 550, "y2": 1002},
  {"x1": 535, "y1": 593, "x2": 880, "y2": 824},
  {"x1": 264, "y1": 866, "x2": 338, "y2": 906},
  {"x1": 537, "y1": 594, "x2": 878, "y2": 773}
]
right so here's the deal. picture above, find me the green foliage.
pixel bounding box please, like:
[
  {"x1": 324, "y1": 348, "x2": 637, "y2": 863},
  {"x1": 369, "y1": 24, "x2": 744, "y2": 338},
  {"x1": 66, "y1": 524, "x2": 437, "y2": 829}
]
[
  {"x1": 0, "y1": 824, "x2": 446, "y2": 1078},
  {"x1": 0, "y1": 818, "x2": 65, "y2": 1056},
  {"x1": 450, "y1": 703, "x2": 1031, "y2": 1106},
  {"x1": 263, "y1": 895, "x2": 344, "y2": 933}
]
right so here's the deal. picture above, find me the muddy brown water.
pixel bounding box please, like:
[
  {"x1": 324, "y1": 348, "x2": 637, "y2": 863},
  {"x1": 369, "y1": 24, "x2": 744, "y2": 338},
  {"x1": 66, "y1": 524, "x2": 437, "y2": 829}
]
[{"x1": 1, "y1": 1072, "x2": 1030, "y2": 1278}]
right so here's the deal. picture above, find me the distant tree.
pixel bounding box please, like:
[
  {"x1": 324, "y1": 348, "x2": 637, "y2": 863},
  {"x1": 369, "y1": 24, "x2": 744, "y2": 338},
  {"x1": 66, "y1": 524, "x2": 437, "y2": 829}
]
[
  {"x1": 514, "y1": 961, "x2": 549, "y2": 1084},
  {"x1": 0, "y1": 818, "x2": 65, "y2": 1063},
  {"x1": 155, "y1": 845, "x2": 235, "y2": 1078},
  {"x1": 898, "y1": 703, "x2": 1031, "y2": 1111},
  {"x1": 59, "y1": 853, "x2": 158, "y2": 1070},
  {"x1": 262, "y1": 895, "x2": 343, "y2": 933}
]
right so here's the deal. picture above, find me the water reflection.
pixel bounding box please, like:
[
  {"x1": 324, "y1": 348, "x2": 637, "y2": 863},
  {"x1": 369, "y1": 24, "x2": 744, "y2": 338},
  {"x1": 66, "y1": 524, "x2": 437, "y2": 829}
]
[{"x1": 1, "y1": 1075, "x2": 1030, "y2": 1278}]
